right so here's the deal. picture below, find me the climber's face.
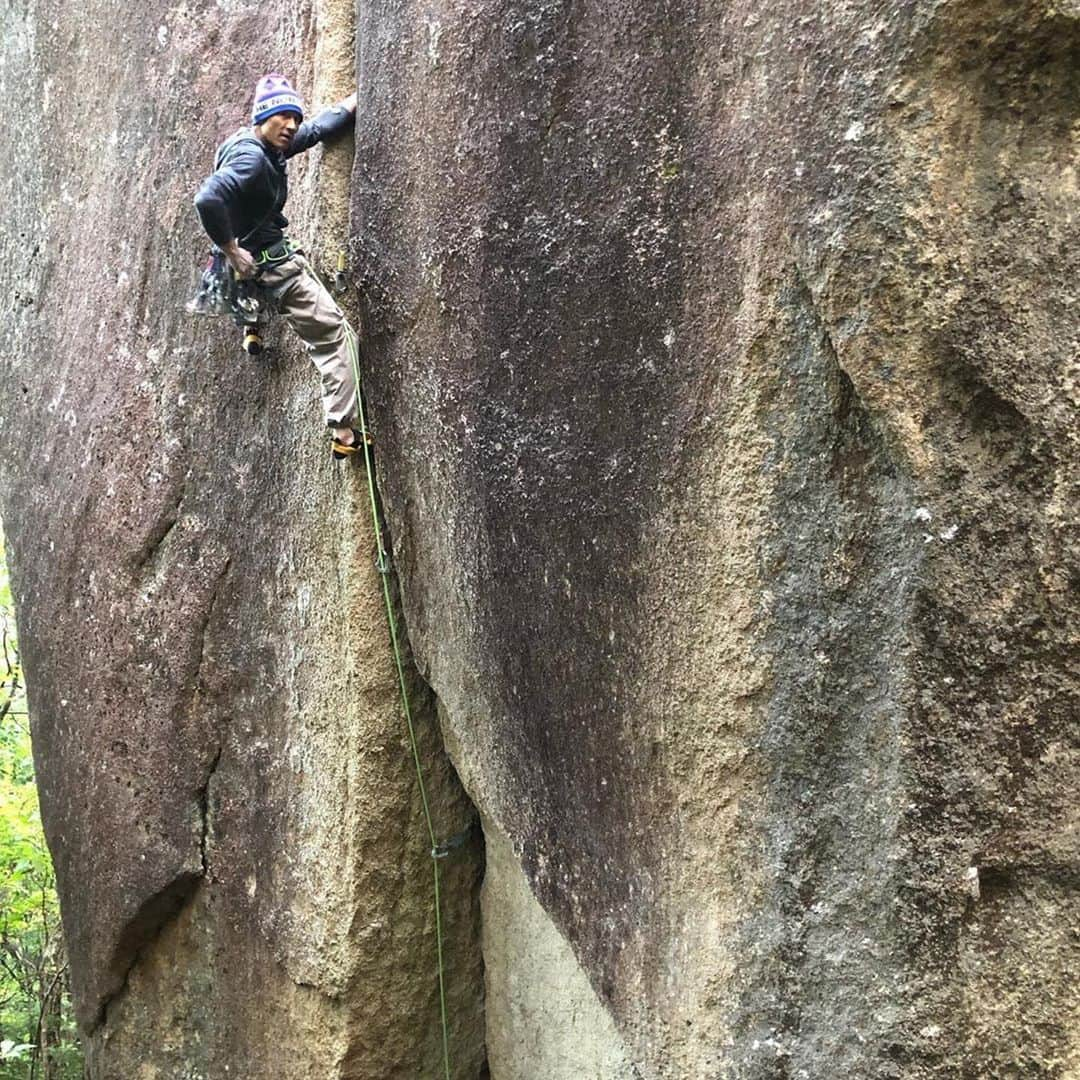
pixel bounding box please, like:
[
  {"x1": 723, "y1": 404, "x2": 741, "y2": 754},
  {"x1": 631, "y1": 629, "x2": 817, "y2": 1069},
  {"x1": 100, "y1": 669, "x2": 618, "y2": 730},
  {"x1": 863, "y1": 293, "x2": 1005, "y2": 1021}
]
[{"x1": 255, "y1": 110, "x2": 302, "y2": 152}]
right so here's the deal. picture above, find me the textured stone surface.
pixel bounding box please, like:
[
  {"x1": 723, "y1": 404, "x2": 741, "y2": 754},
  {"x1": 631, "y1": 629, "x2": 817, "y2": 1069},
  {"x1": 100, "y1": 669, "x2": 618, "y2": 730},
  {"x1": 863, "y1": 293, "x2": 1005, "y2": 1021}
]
[
  {"x1": 1, "y1": 0, "x2": 1077, "y2": 1077},
  {"x1": 0, "y1": 0, "x2": 483, "y2": 1077},
  {"x1": 481, "y1": 821, "x2": 637, "y2": 1079},
  {"x1": 354, "y1": 0, "x2": 1078, "y2": 1076}
]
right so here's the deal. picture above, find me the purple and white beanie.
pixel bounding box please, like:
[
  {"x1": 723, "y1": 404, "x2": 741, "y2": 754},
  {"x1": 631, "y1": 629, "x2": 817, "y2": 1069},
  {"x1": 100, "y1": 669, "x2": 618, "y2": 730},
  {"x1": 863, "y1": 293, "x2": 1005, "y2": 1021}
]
[{"x1": 251, "y1": 74, "x2": 305, "y2": 124}]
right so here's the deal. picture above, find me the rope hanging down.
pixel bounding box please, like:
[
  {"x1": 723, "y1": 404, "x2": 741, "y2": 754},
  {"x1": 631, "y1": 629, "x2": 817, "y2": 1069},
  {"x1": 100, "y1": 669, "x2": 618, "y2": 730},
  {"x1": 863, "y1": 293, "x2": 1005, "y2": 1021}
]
[{"x1": 344, "y1": 322, "x2": 454, "y2": 1080}]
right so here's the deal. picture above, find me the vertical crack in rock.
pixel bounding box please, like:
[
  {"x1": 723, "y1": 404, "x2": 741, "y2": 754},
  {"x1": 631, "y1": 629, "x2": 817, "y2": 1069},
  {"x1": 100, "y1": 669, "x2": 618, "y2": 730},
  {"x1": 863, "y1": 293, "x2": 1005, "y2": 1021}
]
[
  {"x1": 198, "y1": 744, "x2": 223, "y2": 876},
  {"x1": 365, "y1": 488, "x2": 490, "y2": 1078},
  {"x1": 192, "y1": 557, "x2": 230, "y2": 690},
  {"x1": 306, "y1": 0, "x2": 490, "y2": 1050}
]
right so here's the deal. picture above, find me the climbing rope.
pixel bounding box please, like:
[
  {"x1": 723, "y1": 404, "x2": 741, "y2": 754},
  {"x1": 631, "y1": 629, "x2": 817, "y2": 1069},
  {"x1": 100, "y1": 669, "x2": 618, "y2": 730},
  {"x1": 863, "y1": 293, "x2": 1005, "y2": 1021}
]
[{"x1": 344, "y1": 321, "x2": 453, "y2": 1080}]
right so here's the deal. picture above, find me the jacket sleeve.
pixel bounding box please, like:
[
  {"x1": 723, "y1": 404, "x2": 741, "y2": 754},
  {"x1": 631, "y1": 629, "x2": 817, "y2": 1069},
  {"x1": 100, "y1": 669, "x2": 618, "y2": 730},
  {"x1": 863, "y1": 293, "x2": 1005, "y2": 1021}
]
[
  {"x1": 285, "y1": 105, "x2": 354, "y2": 159},
  {"x1": 193, "y1": 142, "x2": 264, "y2": 247}
]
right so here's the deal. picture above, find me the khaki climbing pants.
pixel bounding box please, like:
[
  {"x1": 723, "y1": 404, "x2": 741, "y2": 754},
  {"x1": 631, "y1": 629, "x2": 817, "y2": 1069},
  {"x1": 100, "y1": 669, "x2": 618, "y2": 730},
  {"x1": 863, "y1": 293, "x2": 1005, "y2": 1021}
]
[{"x1": 257, "y1": 253, "x2": 359, "y2": 428}]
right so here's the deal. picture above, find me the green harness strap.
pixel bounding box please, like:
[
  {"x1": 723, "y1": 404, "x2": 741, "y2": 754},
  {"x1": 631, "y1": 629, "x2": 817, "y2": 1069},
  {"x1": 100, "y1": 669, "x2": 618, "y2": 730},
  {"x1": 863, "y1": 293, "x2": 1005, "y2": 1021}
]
[
  {"x1": 343, "y1": 321, "x2": 453, "y2": 1080},
  {"x1": 255, "y1": 237, "x2": 300, "y2": 265}
]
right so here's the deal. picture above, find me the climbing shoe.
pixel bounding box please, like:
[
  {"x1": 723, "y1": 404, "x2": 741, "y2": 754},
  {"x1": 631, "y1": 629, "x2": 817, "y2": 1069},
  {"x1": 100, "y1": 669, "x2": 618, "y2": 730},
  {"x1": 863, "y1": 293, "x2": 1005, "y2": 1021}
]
[
  {"x1": 242, "y1": 326, "x2": 264, "y2": 355},
  {"x1": 331, "y1": 428, "x2": 373, "y2": 460}
]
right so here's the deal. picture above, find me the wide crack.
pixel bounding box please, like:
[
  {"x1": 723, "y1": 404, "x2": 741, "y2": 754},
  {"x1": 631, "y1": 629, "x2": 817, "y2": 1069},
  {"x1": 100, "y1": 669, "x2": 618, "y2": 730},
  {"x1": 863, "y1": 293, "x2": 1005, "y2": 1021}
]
[{"x1": 360, "y1": 481, "x2": 491, "y2": 1077}]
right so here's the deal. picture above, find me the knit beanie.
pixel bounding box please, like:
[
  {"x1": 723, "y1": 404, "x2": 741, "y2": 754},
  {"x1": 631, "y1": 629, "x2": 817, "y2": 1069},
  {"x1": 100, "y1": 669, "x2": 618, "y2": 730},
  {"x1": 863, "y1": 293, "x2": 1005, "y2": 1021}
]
[{"x1": 251, "y1": 74, "x2": 305, "y2": 124}]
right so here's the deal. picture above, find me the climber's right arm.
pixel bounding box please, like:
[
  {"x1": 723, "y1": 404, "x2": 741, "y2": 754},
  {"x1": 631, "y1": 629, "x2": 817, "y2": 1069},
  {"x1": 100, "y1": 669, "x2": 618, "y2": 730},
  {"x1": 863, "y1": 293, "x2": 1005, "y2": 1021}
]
[
  {"x1": 193, "y1": 143, "x2": 264, "y2": 277},
  {"x1": 219, "y1": 240, "x2": 255, "y2": 279}
]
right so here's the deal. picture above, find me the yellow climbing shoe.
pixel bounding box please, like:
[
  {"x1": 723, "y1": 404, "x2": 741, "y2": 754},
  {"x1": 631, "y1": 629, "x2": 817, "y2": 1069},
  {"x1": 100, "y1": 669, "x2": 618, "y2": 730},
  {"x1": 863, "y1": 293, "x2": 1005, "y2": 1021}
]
[{"x1": 331, "y1": 428, "x2": 373, "y2": 460}]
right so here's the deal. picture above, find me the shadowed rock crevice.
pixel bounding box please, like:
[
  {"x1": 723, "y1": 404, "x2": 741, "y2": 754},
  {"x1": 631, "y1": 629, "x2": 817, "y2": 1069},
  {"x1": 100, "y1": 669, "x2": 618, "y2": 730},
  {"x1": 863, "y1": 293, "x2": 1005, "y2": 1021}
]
[
  {"x1": 359, "y1": 489, "x2": 490, "y2": 1061},
  {"x1": 94, "y1": 878, "x2": 203, "y2": 1035},
  {"x1": 198, "y1": 743, "x2": 223, "y2": 874}
]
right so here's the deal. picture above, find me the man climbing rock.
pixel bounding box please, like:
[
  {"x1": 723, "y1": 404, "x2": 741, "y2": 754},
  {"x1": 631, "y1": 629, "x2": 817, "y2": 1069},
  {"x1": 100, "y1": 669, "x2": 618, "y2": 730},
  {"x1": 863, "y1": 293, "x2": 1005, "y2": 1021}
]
[{"x1": 193, "y1": 74, "x2": 364, "y2": 458}]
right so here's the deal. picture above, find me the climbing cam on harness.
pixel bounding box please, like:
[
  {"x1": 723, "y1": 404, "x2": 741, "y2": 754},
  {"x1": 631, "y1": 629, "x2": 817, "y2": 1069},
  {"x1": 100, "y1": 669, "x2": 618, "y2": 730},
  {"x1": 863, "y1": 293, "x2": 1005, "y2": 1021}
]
[{"x1": 186, "y1": 250, "x2": 268, "y2": 355}]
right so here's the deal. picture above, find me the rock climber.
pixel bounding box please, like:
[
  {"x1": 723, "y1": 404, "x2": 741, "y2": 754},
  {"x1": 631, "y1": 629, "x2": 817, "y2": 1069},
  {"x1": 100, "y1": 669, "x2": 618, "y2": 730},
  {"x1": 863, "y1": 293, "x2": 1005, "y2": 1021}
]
[{"x1": 193, "y1": 74, "x2": 365, "y2": 459}]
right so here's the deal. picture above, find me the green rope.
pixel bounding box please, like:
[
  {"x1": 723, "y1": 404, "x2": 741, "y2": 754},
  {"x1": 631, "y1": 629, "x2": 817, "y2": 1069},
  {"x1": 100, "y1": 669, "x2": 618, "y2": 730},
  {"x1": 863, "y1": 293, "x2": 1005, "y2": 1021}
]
[{"x1": 343, "y1": 320, "x2": 453, "y2": 1080}]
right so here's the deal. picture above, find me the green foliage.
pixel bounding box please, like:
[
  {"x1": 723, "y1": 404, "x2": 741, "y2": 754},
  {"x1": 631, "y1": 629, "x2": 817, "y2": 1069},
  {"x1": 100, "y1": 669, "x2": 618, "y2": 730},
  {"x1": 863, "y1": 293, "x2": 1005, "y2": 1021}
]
[{"x1": 0, "y1": 532, "x2": 82, "y2": 1079}]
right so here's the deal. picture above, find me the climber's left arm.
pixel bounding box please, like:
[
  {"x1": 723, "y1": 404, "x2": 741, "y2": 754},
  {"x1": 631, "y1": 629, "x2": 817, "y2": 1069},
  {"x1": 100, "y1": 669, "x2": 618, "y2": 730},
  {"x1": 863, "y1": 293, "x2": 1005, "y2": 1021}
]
[{"x1": 285, "y1": 92, "x2": 358, "y2": 159}]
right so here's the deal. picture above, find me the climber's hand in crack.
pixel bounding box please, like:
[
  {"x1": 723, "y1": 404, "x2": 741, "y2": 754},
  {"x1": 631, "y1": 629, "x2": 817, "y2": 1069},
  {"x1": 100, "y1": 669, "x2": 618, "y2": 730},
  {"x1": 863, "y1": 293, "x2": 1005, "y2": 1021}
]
[{"x1": 222, "y1": 240, "x2": 256, "y2": 280}]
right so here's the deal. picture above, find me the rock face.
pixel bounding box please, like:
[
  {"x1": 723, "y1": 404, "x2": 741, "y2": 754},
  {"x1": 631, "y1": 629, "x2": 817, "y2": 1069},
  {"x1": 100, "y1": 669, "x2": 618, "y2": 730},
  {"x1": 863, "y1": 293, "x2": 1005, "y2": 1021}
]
[
  {"x1": 0, "y1": 1, "x2": 483, "y2": 1077},
  {"x1": 356, "y1": 0, "x2": 1079, "y2": 1075},
  {"x1": 1, "y1": 0, "x2": 1077, "y2": 1077}
]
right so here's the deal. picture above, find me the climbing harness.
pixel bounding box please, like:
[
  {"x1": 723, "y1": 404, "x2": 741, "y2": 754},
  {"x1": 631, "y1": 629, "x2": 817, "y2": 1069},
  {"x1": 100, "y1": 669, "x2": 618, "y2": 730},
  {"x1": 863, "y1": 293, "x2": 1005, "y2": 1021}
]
[
  {"x1": 187, "y1": 233, "x2": 301, "y2": 354},
  {"x1": 344, "y1": 320, "x2": 456, "y2": 1080},
  {"x1": 254, "y1": 237, "x2": 299, "y2": 266}
]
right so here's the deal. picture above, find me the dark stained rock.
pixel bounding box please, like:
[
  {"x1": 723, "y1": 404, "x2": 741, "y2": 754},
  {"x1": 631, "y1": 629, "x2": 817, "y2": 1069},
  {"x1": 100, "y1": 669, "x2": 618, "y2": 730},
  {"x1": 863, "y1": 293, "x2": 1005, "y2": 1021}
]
[{"x1": 354, "y1": 0, "x2": 1078, "y2": 1075}]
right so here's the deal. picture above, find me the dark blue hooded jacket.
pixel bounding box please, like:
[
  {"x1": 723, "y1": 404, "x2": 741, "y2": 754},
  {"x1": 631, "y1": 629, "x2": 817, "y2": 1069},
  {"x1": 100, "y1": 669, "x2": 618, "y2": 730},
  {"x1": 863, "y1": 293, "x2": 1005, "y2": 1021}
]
[{"x1": 193, "y1": 105, "x2": 353, "y2": 254}]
